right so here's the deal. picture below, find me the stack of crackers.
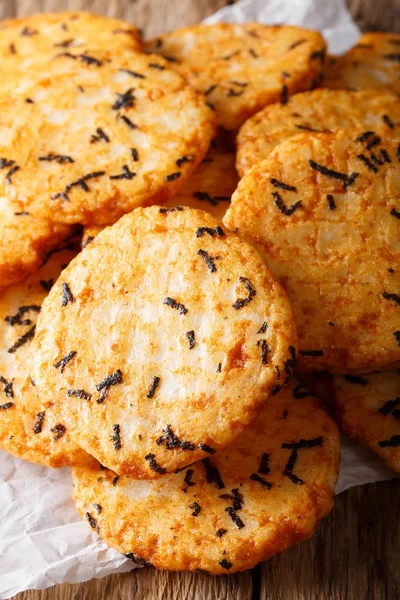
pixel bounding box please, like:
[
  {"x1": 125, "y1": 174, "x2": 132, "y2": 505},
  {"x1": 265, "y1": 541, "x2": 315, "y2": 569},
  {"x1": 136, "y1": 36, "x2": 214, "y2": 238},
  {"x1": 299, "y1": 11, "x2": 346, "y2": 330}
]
[{"x1": 0, "y1": 12, "x2": 399, "y2": 575}]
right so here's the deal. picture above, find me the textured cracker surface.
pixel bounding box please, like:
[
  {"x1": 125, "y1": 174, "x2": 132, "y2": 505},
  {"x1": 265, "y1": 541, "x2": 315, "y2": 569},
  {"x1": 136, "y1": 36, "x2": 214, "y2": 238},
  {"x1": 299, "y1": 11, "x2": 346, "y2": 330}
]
[
  {"x1": 33, "y1": 206, "x2": 297, "y2": 478},
  {"x1": 236, "y1": 89, "x2": 400, "y2": 176},
  {"x1": 0, "y1": 199, "x2": 72, "y2": 289},
  {"x1": 146, "y1": 23, "x2": 326, "y2": 130},
  {"x1": 324, "y1": 33, "x2": 400, "y2": 95},
  {"x1": 224, "y1": 130, "x2": 400, "y2": 373},
  {"x1": 0, "y1": 247, "x2": 88, "y2": 467},
  {"x1": 334, "y1": 371, "x2": 400, "y2": 473},
  {"x1": 0, "y1": 49, "x2": 216, "y2": 225},
  {"x1": 72, "y1": 381, "x2": 339, "y2": 574}
]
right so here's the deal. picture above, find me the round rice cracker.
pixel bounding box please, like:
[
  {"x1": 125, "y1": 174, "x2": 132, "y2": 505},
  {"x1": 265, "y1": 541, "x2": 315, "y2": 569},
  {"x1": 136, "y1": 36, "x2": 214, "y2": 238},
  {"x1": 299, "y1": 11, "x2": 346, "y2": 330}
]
[
  {"x1": 324, "y1": 33, "x2": 400, "y2": 95},
  {"x1": 0, "y1": 50, "x2": 216, "y2": 225},
  {"x1": 0, "y1": 12, "x2": 141, "y2": 60},
  {"x1": 0, "y1": 199, "x2": 72, "y2": 289},
  {"x1": 333, "y1": 371, "x2": 400, "y2": 473},
  {"x1": 146, "y1": 23, "x2": 327, "y2": 131},
  {"x1": 32, "y1": 206, "x2": 298, "y2": 478},
  {"x1": 236, "y1": 89, "x2": 400, "y2": 176},
  {"x1": 224, "y1": 130, "x2": 400, "y2": 373},
  {"x1": 72, "y1": 380, "x2": 339, "y2": 574},
  {"x1": 0, "y1": 247, "x2": 88, "y2": 468}
]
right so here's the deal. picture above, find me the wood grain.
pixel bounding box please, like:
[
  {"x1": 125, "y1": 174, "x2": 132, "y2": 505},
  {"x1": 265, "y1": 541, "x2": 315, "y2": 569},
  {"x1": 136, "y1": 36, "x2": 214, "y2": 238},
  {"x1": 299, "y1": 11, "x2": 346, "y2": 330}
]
[{"x1": 5, "y1": 0, "x2": 400, "y2": 599}]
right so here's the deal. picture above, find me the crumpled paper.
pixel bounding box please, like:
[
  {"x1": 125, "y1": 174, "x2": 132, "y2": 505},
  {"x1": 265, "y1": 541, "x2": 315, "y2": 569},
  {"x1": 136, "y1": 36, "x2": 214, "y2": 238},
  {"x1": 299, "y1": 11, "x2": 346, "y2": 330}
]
[{"x1": 1, "y1": 0, "x2": 397, "y2": 598}]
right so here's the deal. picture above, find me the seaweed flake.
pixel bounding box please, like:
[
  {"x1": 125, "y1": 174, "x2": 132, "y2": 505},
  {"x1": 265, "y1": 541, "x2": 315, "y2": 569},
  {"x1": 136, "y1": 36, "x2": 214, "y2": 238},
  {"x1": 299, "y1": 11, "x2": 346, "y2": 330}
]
[
  {"x1": 120, "y1": 68, "x2": 146, "y2": 79},
  {"x1": 96, "y1": 370, "x2": 123, "y2": 404},
  {"x1": 186, "y1": 330, "x2": 196, "y2": 349},
  {"x1": 25, "y1": 98, "x2": 34, "y2": 104},
  {"x1": 111, "y1": 424, "x2": 122, "y2": 450},
  {"x1": 219, "y1": 488, "x2": 243, "y2": 511},
  {"x1": 221, "y1": 50, "x2": 240, "y2": 60},
  {"x1": 310, "y1": 49, "x2": 325, "y2": 61},
  {"x1": 159, "y1": 206, "x2": 183, "y2": 213},
  {"x1": 227, "y1": 89, "x2": 244, "y2": 97},
  {"x1": 299, "y1": 349, "x2": 324, "y2": 357},
  {"x1": 250, "y1": 473, "x2": 273, "y2": 489},
  {"x1": 5, "y1": 165, "x2": 20, "y2": 185},
  {"x1": 0, "y1": 158, "x2": 15, "y2": 170},
  {"x1": 165, "y1": 172, "x2": 181, "y2": 182},
  {"x1": 197, "y1": 249, "x2": 219, "y2": 273},
  {"x1": 258, "y1": 452, "x2": 270, "y2": 475},
  {"x1": 343, "y1": 172, "x2": 359, "y2": 190},
  {"x1": 196, "y1": 226, "x2": 225, "y2": 238},
  {"x1": 216, "y1": 362, "x2": 222, "y2": 373},
  {"x1": 8, "y1": 325, "x2": 36, "y2": 354},
  {"x1": 119, "y1": 115, "x2": 137, "y2": 130},
  {"x1": 189, "y1": 502, "x2": 201, "y2": 517},
  {"x1": 309, "y1": 160, "x2": 347, "y2": 181},
  {"x1": 130, "y1": 148, "x2": 139, "y2": 162},
  {"x1": 182, "y1": 469, "x2": 195, "y2": 492},
  {"x1": 33, "y1": 411, "x2": 45, "y2": 434},
  {"x1": 58, "y1": 52, "x2": 103, "y2": 67},
  {"x1": 40, "y1": 279, "x2": 54, "y2": 292},
  {"x1": 219, "y1": 559, "x2": 232, "y2": 570},
  {"x1": 148, "y1": 62, "x2": 165, "y2": 70},
  {"x1": 280, "y1": 84, "x2": 289, "y2": 105},
  {"x1": 146, "y1": 376, "x2": 160, "y2": 399},
  {"x1": 93, "y1": 503, "x2": 102, "y2": 514},
  {"x1": 51, "y1": 424, "x2": 66, "y2": 440},
  {"x1": 382, "y1": 291, "x2": 400, "y2": 306},
  {"x1": 162, "y1": 55, "x2": 180, "y2": 63},
  {"x1": 393, "y1": 331, "x2": 400, "y2": 346},
  {"x1": 382, "y1": 115, "x2": 395, "y2": 129},
  {"x1": 109, "y1": 165, "x2": 136, "y2": 180},
  {"x1": 365, "y1": 135, "x2": 381, "y2": 151},
  {"x1": 378, "y1": 397, "x2": 400, "y2": 416},
  {"x1": 270, "y1": 178, "x2": 297, "y2": 192},
  {"x1": 382, "y1": 53, "x2": 400, "y2": 62},
  {"x1": 21, "y1": 27, "x2": 37, "y2": 36},
  {"x1": 156, "y1": 425, "x2": 195, "y2": 451},
  {"x1": 0, "y1": 376, "x2": 13, "y2": 398},
  {"x1": 67, "y1": 389, "x2": 92, "y2": 401},
  {"x1": 145, "y1": 453, "x2": 166, "y2": 474},
  {"x1": 54, "y1": 38, "x2": 75, "y2": 48},
  {"x1": 5, "y1": 305, "x2": 40, "y2": 326},
  {"x1": 232, "y1": 277, "x2": 256, "y2": 309},
  {"x1": 357, "y1": 131, "x2": 375, "y2": 143},
  {"x1": 288, "y1": 39, "x2": 307, "y2": 50},
  {"x1": 202, "y1": 458, "x2": 225, "y2": 489},
  {"x1": 379, "y1": 435, "x2": 400, "y2": 447},
  {"x1": 216, "y1": 528, "x2": 227, "y2": 538},
  {"x1": 176, "y1": 155, "x2": 193, "y2": 168},
  {"x1": 272, "y1": 191, "x2": 302, "y2": 216},
  {"x1": 0, "y1": 402, "x2": 14, "y2": 410},
  {"x1": 61, "y1": 282, "x2": 75, "y2": 307},
  {"x1": 257, "y1": 340, "x2": 269, "y2": 364},
  {"x1": 327, "y1": 194, "x2": 336, "y2": 210},
  {"x1": 391, "y1": 208, "x2": 400, "y2": 220},
  {"x1": 249, "y1": 48, "x2": 259, "y2": 58},
  {"x1": 112, "y1": 88, "x2": 135, "y2": 110},
  {"x1": 225, "y1": 507, "x2": 245, "y2": 529},
  {"x1": 163, "y1": 297, "x2": 188, "y2": 315},
  {"x1": 90, "y1": 128, "x2": 110, "y2": 144},
  {"x1": 85, "y1": 512, "x2": 98, "y2": 531},
  {"x1": 295, "y1": 124, "x2": 319, "y2": 132},
  {"x1": 112, "y1": 476, "x2": 119, "y2": 486},
  {"x1": 257, "y1": 322, "x2": 268, "y2": 334},
  {"x1": 204, "y1": 84, "x2": 217, "y2": 96},
  {"x1": 39, "y1": 154, "x2": 74, "y2": 164},
  {"x1": 356, "y1": 154, "x2": 378, "y2": 173},
  {"x1": 53, "y1": 351, "x2": 76, "y2": 373},
  {"x1": 198, "y1": 443, "x2": 216, "y2": 455},
  {"x1": 52, "y1": 171, "x2": 105, "y2": 202},
  {"x1": 271, "y1": 384, "x2": 281, "y2": 396}
]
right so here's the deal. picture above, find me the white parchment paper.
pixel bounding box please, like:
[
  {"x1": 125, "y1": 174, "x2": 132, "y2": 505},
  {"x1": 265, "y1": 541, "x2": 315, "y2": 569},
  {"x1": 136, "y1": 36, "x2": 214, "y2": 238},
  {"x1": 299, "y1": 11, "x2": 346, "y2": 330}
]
[{"x1": 0, "y1": 1, "x2": 397, "y2": 598}]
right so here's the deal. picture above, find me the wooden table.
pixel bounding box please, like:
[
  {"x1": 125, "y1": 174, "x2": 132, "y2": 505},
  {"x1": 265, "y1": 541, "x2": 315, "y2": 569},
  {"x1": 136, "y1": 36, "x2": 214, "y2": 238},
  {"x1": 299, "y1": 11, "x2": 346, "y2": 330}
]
[{"x1": 7, "y1": 0, "x2": 400, "y2": 598}]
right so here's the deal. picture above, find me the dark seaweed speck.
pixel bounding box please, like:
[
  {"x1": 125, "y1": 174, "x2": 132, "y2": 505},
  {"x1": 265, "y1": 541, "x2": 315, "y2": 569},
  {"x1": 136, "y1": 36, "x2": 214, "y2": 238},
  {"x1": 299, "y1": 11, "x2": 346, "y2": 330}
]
[
  {"x1": 189, "y1": 502, "x2": 201, "y2": 517},
  {"x1": 186, "y1": 330, "x2": 196, "y2": 349},
  {"x1": 309, "y1": 160, "x2": 347, "y2": 181},
  {"x1": 196, "y1": 226, "x2": 225, "y2": 238},
  {"x1": 112, "y1": 424, "x2": 122, "y2": 450},
  {"x1": 257, "y1": 322, "x2": 268, "y2": 334},
  {"x1": 67, "y1": 389, "x2": 92, "y2": 401},
  {"x1": 163, "y1": 297, "x2": 188, "y2": 315},
  {"x1": 39, "y1": 154, "x2": 74, "y2": 164},
  {"x1": 250, "y1": 473, "x2": 273, "y2": 489},
  {"x1": 109, "y1": 165, "x2": 136, "y2": 180},
  {"x1": 202, "y1": 458, "x2": 225, "y2": 489},
  {"x1": 382, "y1": 114, "x2": 395, "y2": 129},
  {"x1": 5, "y1": 305, "x2": 40, "y2": 327},
  {"x1": 33, "y1": 411, "x2": 45, "y2": 434},
  {"x1": 379, "y1": 435, "x2": 400, "y2": 447},
  {"x1": 327, "y1": 194, "x2": 336, "y2": 210},
  {"x1": 165, "y1": 172, "x2": 181, "y2": 182},
  {"x1": 112, "y1": 88, "x2": 135, "y2": 110},
  {"x1": 198, "y1": 443, "x2": 216, "y2": 455},
  {"x1": 257, "y1": 339, "x2": 269, "y2": 364},
  {"x1": 85, "y1": 512, "x2": 98, "y2": 531},
  {"x1": 156, "y1": 425, "x2": 195, "y2": 451},
  {"x1": 197, "y1": 249, "x2": 219, "y2": 273},
  {"x1": 51, "y1": 424, "x2": 66, "y2": 440},
  {"x1": 61, "y1": 282, "x2": 75, "y2": 307},
  {"x1": 232, "y1": 277, "x2": 256, "y2": 309},
  {"x1": 216, "y1": 528, "x2": 227, "y2": 538},
  {"x1": 0, "y1": 376, "x2": 13, "y2": 398},
  {"x1": 90, "y1": 127, "x2": 110, "y2": 144},
  {"x1": 382, "y1": 291, "x2": 400, "y2": 306},
  {"x1": 146, "y1": 376, "x2": 160, "y2": 399},
  {"x1": 0, "y1": 402, "x2": 14, "y2": 410},
  {"x1": 145, "y1": 453, "x2": 166, "y2": 474},
  {"x1": 53, "y1": 350, "x2": 76, "y2": 373},
  {"x1": 120, "y1": 68, "x2": 146, "y2": 79},
  {"x1": 270, "y1": 178, "x2": 297, "y2": 192},
  {"x1": 7, "y1": 325, "x2": 36, "y2": 354},
  {"x1": 219, "y1": 559, "x2": 232, "y2": 570},
  {"x1": 225, "y1": 507, "x2": 245, "y2": 529}
]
